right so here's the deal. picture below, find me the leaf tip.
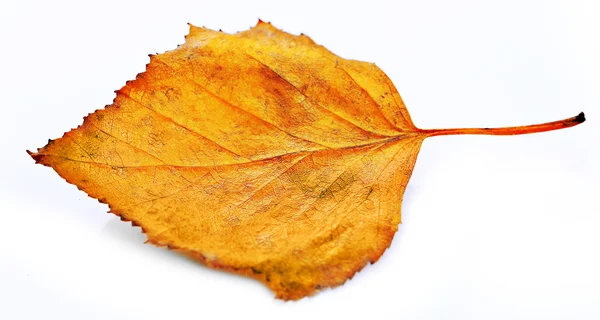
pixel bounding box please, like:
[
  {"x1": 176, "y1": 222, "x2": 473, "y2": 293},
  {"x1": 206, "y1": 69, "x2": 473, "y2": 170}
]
[{"x1": 26, "y1": 149, "x2": 42, "y2": 163}]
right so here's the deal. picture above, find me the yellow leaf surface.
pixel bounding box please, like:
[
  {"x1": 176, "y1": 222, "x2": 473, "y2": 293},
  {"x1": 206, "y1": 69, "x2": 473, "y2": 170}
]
[{"x1": 28, "y1": 21, "x2": 585, "y2": 300}]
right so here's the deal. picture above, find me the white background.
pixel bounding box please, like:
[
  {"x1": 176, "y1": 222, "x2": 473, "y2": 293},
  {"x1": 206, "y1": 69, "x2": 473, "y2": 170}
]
[{"x1": 1, "y1": 0, "x2": 599, "y2": 319}]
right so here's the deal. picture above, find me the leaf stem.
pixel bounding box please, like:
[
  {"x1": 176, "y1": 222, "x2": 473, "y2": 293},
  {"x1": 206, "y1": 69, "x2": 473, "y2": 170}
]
[{"x1": 420, "y1": 112, "x2": 585, "y2": 137}]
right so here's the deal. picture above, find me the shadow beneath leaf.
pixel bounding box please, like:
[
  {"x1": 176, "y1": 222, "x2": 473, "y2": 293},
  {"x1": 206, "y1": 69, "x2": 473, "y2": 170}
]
[
  {"x1": 100, "y1": 216, "x2": 274, "y2": 298},
  {"x1": 101, "y1": 217, "x2": 147, "y2": 245}
]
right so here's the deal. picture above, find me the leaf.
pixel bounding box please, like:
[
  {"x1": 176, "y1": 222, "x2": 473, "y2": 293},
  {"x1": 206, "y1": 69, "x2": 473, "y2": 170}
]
[{"x1": 28, "y1": 21, "x2": 585, "y2": 300}]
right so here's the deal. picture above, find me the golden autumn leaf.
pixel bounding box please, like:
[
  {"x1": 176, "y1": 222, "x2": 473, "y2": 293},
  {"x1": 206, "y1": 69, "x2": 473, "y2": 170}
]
[{"x1": 28, "y1": 21, "x2": 585, "y2": 300}]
